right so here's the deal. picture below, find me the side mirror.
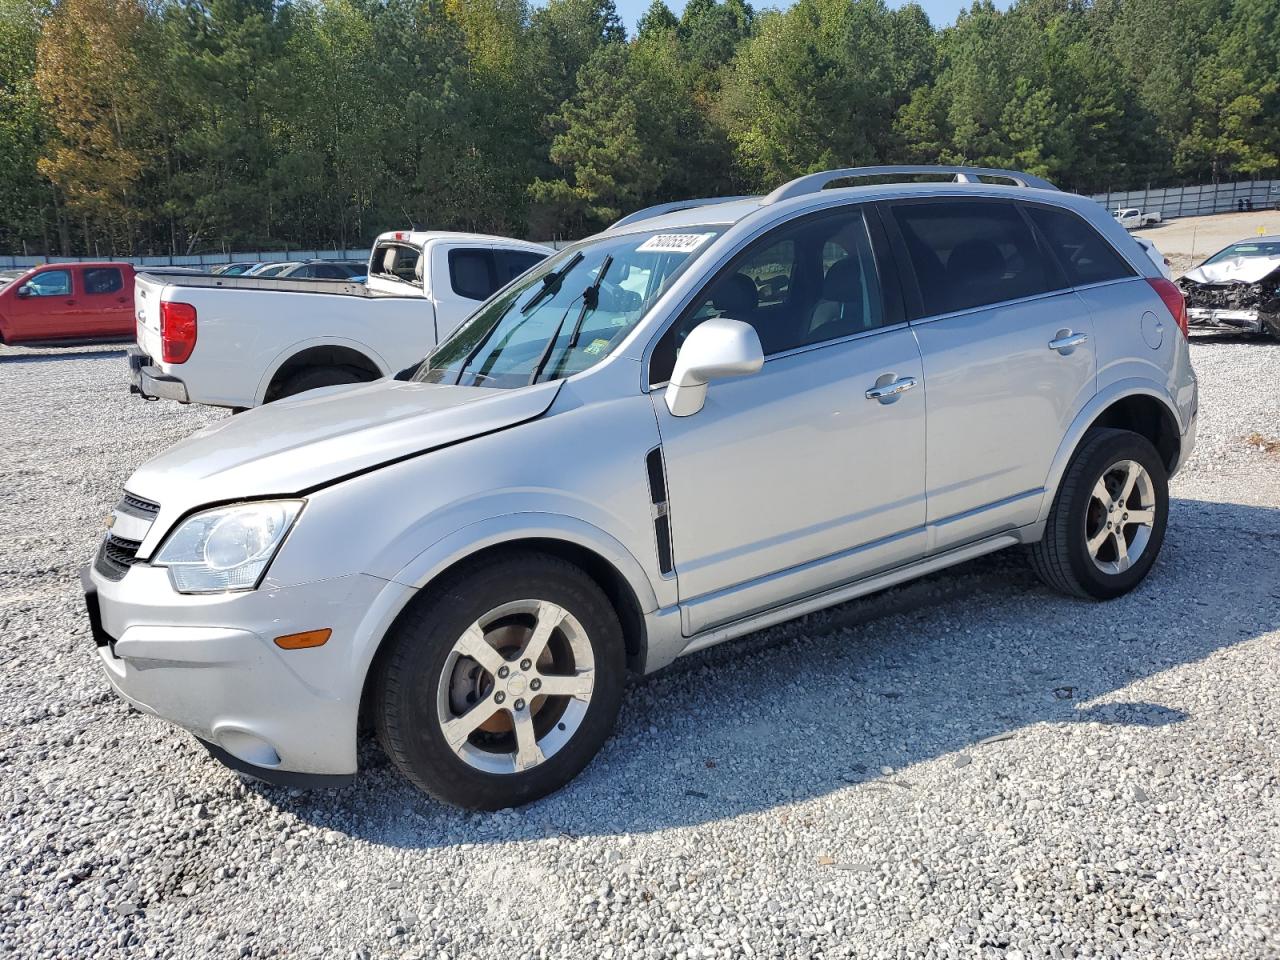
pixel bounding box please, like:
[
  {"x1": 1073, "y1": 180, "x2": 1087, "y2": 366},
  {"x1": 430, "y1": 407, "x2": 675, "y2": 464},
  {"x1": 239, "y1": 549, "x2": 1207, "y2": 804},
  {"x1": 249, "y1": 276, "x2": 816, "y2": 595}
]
[
  {"x1": 664, "y1": 317, "x2": 764, "y2": 417},
  {"x1": 16, "y1": 284, "x2": 32, "y2": 298}
]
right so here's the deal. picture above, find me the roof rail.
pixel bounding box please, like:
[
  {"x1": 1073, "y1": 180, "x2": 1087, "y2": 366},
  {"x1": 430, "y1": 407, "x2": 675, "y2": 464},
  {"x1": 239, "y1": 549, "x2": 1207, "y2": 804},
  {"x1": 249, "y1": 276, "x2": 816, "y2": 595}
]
[
  {"x1": 610, "y1": 196, "x2": 757, "y2": 230},
  {"x1": 762, "y1": 165, "x2": 1058, "y2": 204}
]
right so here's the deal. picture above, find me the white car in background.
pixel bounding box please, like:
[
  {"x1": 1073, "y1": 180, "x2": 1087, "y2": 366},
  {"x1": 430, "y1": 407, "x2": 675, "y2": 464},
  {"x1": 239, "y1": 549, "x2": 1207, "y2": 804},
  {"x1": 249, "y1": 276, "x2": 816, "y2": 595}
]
[
  {"x1": 1114, "y1": 208, "x2": 1162, "y2": 229},
  {"x1": 128, "y1": 231, "x2": 550, "y2": 408}
]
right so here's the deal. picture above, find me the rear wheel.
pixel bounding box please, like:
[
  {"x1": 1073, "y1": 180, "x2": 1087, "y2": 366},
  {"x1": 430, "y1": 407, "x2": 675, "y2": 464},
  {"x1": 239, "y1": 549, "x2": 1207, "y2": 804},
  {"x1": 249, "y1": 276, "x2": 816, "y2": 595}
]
[
  {"x1": 274, "y1": 364, "x2": 372, "y2": 401},
  {"x1": 1029, "y1": 428, "x2": 1169, "y2": 599},
  {"x1": 374, "y1": 552, "x2": 625, "y2": 809}
]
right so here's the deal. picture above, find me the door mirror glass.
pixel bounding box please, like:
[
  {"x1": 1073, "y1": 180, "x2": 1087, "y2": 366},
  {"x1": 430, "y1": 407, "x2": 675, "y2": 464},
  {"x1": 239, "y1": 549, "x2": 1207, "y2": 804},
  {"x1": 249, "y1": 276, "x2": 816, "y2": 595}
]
[
  {"x1": 665, "y1": 317, "x2": 763, "y2": 417},
  {"x1": 17, "y1": 284, "x2": 32, "y2": 298}
]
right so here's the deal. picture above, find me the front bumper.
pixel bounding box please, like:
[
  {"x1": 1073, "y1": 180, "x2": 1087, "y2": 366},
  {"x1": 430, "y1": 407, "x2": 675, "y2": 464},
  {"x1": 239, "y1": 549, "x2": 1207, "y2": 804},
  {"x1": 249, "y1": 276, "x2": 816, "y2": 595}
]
[
  {"x1": 127, "y1": 347, "x2": 189, "y2": 403},
  {"x1": 82, "y1": 560, "x2": 403, "y2": 783}
]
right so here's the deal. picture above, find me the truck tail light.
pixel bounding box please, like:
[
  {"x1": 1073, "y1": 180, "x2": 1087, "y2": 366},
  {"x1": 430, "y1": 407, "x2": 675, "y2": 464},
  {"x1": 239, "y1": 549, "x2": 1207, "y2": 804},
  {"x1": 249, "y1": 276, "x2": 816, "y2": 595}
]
[
  {"x1": 1147, "y1": 278, "x2": 1188, "y2": 339},
  {"x1": 160, "y1": 301, "x2": 197, "y2": 363}
]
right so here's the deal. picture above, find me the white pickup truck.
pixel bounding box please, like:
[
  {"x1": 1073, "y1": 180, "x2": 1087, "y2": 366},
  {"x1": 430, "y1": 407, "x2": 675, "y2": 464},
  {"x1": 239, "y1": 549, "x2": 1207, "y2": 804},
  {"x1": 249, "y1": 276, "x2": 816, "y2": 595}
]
[
  {"x1": 128, "y1": 231, "x2": 551, "y2": 409},
  {"x1": 1114, "y1": 207, "x2": 1162, "y2": 229}
]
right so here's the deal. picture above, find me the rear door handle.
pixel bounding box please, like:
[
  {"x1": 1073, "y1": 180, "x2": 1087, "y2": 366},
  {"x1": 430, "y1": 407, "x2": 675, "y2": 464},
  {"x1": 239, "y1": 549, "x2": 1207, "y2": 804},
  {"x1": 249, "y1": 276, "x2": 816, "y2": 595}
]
[
  {"x1": 865, "y1": 376, "x2": 918, "y2": 402},
  {"x1": 1048, "y1": 331, "x2": 1088, "y2": 353}
]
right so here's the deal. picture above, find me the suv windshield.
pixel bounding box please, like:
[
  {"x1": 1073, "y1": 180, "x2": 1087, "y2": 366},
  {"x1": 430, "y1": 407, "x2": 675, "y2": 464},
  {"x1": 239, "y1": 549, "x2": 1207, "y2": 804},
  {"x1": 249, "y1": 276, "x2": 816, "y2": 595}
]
[
  {"x1": 412, "y1": 227, "x2": 723, "y2": 388},
  {"x1": 1203, "y1": 240, "x2": 1280, "y2": 265}
]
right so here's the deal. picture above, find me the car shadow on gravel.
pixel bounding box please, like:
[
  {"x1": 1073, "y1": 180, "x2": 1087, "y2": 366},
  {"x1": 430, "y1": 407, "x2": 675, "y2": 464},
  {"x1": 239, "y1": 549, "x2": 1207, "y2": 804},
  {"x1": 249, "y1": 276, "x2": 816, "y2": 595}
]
[
  {"x1": 253, "y1": 496, "x2": 1280, "y2": 846},
  {"x1": 0, "y1": 347, "x2": 129, "y2": 363}
]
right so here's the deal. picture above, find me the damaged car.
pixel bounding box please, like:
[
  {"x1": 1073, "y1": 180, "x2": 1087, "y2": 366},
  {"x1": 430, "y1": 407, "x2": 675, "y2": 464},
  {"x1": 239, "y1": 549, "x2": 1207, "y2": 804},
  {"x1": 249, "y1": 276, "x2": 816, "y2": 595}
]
[{"x1": 1178, "y1": 236, "x2": 1280, "y2": 337}]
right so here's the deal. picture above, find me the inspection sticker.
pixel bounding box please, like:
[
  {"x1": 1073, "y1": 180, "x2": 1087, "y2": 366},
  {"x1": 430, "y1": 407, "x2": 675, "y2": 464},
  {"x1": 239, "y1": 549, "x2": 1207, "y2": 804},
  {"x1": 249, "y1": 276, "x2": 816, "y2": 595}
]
[{"x1": 636, "y1": 232, "x2": 716, "y2": 254}]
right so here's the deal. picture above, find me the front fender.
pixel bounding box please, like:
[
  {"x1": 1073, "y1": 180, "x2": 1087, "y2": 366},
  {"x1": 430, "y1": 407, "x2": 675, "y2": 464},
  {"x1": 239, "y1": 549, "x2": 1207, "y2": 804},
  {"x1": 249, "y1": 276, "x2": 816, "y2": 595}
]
[
  {"x1": 389, "y1": 511, "x2": 661, "y2": 615},
  {"x1": 1036, "y1": 378, "x2": 1184, "y2": 524}
]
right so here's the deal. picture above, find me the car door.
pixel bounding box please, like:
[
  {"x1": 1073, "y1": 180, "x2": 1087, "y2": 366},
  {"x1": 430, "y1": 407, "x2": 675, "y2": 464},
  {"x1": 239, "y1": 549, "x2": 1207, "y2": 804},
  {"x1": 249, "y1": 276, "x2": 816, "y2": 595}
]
[
  {"x1": 77, "y1": 266, "x2": 131, "y2": 337},
  {"x1": 882, "y1": 197, "x2": 1097, "y2": 553},
  {"x1": 8, "y1": 268, "x2": 78, "y2": 341},
  {"x1": 647, "y1": 205, "x2": 928, "y2": 636}
]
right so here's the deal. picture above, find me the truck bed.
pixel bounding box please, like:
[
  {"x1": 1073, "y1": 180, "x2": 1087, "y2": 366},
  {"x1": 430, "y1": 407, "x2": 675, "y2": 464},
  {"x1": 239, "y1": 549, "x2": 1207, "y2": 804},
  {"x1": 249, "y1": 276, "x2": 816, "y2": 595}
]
[{"x1": 135, "y1": 272, "x2": 421, "y2": 300}]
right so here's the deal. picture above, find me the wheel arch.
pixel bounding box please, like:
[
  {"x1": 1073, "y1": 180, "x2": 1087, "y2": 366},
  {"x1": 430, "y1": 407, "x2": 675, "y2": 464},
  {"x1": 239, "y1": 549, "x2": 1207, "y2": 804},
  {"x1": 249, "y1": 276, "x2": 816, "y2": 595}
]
[
  {"x1": 357, "y1": 529, "x2": 657, "y2": 735},
  {"x1": 258, "y1": 340, "x2": 388, "y2": 404},
  {"x1": 1087, "y1": 393, "x2": 1181, "y2": 473},
  {"x1": 1039, "y1": 382, "x2": 1183, "y2": 525}
]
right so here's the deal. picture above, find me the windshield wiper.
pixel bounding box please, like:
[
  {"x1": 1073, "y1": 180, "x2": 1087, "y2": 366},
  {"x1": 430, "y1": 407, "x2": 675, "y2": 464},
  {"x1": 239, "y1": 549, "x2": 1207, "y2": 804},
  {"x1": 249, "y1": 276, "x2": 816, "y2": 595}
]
[
  {"x1": 448, "y1": 253, "x2": 584, "y2": 386},
  {"x1": 565, "y1": 255, "x2": 612, "y2": 352},
  {"x1": 528, "y1": 255, "x2": 613, "y2": 386},
  {"x1": 520, "y1": 252, "x2": 583, "y2": 315}
]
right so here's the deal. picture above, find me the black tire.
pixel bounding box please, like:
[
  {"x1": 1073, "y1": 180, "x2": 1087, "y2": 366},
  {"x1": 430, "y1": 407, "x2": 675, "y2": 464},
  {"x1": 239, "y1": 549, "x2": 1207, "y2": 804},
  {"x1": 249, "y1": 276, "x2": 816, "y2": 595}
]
[
  {"x1": 1029, "y1": 428, "x2": 1169, "y2": 600},
  {"x1": 274, "y1": 364, "x2": 372, "y2": 401},
  {"x1": 374, "y1": 551, "x2": 626, "y2": 810}
]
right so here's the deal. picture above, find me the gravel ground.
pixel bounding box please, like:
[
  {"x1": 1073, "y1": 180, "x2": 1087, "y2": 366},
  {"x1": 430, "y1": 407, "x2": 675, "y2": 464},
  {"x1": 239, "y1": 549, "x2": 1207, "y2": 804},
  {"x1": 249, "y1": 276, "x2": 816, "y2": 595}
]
[{"x1": 1, "y1": 338, "x2": 1277, "y2": 960}]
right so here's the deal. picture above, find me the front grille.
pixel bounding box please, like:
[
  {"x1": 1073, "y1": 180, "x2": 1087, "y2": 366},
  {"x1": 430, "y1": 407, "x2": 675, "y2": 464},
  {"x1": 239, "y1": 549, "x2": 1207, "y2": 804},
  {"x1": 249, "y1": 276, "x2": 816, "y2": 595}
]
[
  {"x1": 94, "y1": 534, "x2": 142, "y2": 581},
  {"x1": 119, "y1": 492, "x2": 160, "y2": 520}
]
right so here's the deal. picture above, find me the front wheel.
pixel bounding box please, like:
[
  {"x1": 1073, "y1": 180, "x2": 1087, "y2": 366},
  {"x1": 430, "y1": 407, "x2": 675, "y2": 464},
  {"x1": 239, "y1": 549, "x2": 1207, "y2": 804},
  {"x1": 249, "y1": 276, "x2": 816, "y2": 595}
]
[
  {"x1": 374, "y1": 552, "x2": 626, "y2": 809},
  {"x1": 1029, "y1": 428, "x2": 1169, "y2": 599}
]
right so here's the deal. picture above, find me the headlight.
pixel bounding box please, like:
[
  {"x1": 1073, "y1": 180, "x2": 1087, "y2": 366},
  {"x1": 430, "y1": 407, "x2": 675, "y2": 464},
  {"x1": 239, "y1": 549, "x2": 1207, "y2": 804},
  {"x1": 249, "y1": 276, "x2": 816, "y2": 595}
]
[{"x1": 152, "y1": 501, "x2": 303, "y2": 594}]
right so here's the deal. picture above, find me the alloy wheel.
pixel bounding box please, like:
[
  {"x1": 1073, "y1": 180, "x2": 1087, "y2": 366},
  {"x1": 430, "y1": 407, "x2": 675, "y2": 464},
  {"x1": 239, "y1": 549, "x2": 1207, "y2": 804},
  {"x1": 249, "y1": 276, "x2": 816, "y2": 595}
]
[
  {"x1": 1084, "y1": 459, "x2": 1157, "y2": 575},
  {"x1": 435, "y1": 599, "x2": 595, "y2": 775}
]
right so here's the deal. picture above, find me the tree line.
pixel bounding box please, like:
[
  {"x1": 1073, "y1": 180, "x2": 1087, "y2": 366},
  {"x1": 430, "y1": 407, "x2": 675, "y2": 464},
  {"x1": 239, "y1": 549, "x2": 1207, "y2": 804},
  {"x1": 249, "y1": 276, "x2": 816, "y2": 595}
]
[{"x1": 1, "y1": 0, "x2": 1276, "y2": 256}]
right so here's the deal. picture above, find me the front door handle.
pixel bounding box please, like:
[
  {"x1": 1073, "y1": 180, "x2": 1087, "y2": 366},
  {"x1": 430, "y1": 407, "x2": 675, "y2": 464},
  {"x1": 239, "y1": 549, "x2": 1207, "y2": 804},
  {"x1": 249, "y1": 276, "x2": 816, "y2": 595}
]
[
  {"x1": 1048, "y1": 331, "x2": 1088, "y2": 353},
  {"x1": 865, "y1": 376, "x2": 918, "y2": 402}
]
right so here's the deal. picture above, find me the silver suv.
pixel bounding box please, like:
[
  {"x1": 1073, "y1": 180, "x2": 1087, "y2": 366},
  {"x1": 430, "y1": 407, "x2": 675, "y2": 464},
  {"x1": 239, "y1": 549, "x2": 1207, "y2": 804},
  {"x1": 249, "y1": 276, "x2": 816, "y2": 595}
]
[{"x1": 84, "y1": 167, "x2": 1198, "y2": 809}]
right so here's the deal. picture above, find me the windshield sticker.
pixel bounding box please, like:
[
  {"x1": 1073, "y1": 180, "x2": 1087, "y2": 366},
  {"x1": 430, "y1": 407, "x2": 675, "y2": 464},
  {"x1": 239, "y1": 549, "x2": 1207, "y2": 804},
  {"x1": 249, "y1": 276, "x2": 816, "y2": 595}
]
[
  {"x1": 583, "y1": 338, "x2": 611, "y2": 356},
  {"x1": 636, "y1": 233, "x2": 715, "y2": 254}
]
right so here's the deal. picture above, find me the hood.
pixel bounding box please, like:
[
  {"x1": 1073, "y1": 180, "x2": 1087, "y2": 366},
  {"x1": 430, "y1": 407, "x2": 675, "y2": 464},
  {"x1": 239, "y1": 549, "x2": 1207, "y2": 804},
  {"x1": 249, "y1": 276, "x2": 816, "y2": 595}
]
[
  {"x1": 1183, "y1": 257, "x2": 1280, "y2": 285},
  {"x1": 127, "y1": 378, "x2": 561, "y2": 535}
]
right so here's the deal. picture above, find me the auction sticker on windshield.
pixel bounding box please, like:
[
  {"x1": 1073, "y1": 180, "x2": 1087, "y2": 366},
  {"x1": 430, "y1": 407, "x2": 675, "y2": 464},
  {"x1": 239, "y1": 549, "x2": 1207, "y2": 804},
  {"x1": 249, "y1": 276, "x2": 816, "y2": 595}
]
[{"x1": 637, "y1": 233, "x2": 716, "y2": 253}]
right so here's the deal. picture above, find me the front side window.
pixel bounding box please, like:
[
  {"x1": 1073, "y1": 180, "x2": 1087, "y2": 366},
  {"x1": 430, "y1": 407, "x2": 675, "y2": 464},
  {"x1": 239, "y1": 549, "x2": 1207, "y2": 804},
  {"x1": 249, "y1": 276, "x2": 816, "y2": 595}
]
[
  {"x1": 891, "y1": 199, "x2": 1058, "y2": 316},
  {"x1": 497, "y1": 250, "x2": 549, "y2": 284},
  {"x1": 413, "y1": 227, "x2": 723, "y2": 389},
  {"x1": 83, "y1": 267, "x2": 123, "y2": 294},
  {"x1": 1027, "y1": 206, "x2": 1134, "y2": 286},
  {"x1": 650, "y1": 207, "x2": 885, "y2": 382},
  {"x1": 22, "y1": 270, "x2": 71, "y2": 297}
]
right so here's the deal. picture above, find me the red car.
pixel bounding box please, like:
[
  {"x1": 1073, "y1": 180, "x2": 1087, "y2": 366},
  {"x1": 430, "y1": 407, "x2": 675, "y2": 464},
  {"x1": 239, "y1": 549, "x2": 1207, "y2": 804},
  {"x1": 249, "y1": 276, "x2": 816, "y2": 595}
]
[{"x1": 0, "y1": 262, "x2": 137, "y2": 345}]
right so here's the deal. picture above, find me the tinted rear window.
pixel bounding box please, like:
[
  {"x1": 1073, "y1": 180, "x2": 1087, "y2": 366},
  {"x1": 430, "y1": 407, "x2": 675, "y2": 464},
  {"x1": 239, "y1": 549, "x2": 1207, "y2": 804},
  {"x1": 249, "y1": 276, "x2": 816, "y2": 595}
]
[
  {"x1": 83, "y1": 267, "x2": 123, "y2": 294},
  {"x1": 1028, "y1": 206, "x2": 1134, "y2": 286},
  {"x1": 449, "y1": 249, "x2": 495, "y2": 300},
  {"x1": 891, "y1": 200, "x2": 1057, "y2": 316}
]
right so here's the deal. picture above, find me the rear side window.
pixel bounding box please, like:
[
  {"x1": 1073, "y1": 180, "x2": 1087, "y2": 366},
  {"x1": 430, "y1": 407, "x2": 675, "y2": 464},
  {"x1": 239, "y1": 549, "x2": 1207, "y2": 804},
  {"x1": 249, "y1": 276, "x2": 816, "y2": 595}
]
[
  {"x1": 449, "y1": 249, "x2": 496, "y2": 301},
  {"x1": 496, "y1": 250, "x2": 548, "y2": 284},
  {"x1": 1027, "y1": 206, "x2": 1135, "y2": 286},
  {"x1": 890, "y1": 200, "x2": 1057, "y2": 316},
  {"x1": 83, "y1": 267, "x2": 123, "y2": 294}
]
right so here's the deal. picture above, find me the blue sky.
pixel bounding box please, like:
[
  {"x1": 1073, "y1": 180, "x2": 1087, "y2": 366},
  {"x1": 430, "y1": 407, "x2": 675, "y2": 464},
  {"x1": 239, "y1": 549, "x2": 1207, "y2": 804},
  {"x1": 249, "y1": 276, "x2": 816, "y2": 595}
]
[{"x1": 614, "y1": 0, "x2": 990, "y2": 31}]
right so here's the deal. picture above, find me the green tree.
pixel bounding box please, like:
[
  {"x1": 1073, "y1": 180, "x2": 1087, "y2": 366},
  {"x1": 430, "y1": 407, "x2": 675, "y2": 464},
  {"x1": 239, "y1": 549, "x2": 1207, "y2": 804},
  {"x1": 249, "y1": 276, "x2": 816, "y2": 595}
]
[
  {"x1": 0, "y1": 0, "x2": 51, "y2": 253},
  {"x1": 720, "y1": 0, "x2": 905, "y2": 189},
  {"x1": 35, "y1": 0, "x2": 165, "y2": 254}
]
